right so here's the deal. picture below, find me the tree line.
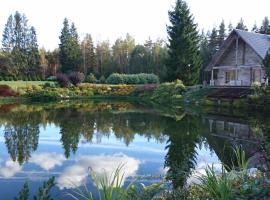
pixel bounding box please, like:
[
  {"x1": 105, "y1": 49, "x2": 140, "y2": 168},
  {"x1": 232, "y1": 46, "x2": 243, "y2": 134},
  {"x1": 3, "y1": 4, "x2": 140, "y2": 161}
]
[{"x1": 1, "y1": 2, "x2": 270, "y2": 85}]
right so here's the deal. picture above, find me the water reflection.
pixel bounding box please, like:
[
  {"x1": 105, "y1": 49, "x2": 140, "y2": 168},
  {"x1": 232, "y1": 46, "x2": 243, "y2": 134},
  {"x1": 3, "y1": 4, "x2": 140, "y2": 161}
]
[
  {"x1": 57, "y1": 154, "x2": 140, "y2": 189},
  {"x1": 0, "y1": 101, "x2": 267, "y2": 198}
]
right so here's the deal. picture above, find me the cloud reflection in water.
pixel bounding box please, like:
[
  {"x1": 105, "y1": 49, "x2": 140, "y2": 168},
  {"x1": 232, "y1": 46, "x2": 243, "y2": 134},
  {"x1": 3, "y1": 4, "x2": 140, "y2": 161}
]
[{"x1": 57, "y1": 154, "x2": 140, "y2": 189}]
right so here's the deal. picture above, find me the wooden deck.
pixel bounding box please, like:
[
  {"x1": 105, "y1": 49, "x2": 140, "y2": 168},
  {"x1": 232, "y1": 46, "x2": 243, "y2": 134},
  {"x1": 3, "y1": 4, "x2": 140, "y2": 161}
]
[{"x1": 207, "y1": 87, "x2": 251, "y2": 99}]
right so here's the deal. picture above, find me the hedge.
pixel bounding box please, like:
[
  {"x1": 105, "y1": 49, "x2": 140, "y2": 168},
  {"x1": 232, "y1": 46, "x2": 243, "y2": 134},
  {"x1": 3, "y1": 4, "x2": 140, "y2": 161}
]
[{"x1": 106, "y1": 73, "x2": 159, "y2": 85}]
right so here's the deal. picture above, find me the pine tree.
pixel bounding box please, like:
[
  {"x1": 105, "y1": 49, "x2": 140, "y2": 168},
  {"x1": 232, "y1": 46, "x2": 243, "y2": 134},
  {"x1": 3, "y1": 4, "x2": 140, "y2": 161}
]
[
  {"x1": 27, "y1": 26, "x2": 40, "y2": 76},
  {"x1": 1, "y1": 11, "x2": 40, "y2": 77},
  {"x1": 217, "y1": 20, "x2": 226, "y2": 47},
  {"x1": 166, "y1": 0, "x2": 202, "y2": 85},
  {"x1": 2, "y1": 15, "x2": 14, "y2": 53},
  {"x1": 228, "y1": 22, "x2": 233, "y2": 32},
  {"x1": 59, "y1": 18, "x2": 70, "y2": 72},
  {"x1": 236, "y1": 18, "x2": 248, "y2": 31},
  {"x1": 81, "y1": 34, "x2": 97, "y2": 74},
  {"x1": 259, "y1": 17, "x2": 270, "y2": 35},
  {"x1": 252, "y1": 22, "x2": 259, "y2": 33},
  {"x1": 59, "y1": 19, "x2": 81, "y2": 73},
  {"x1": 209, "y1": 27, "x2": 219, "y2": 56}
]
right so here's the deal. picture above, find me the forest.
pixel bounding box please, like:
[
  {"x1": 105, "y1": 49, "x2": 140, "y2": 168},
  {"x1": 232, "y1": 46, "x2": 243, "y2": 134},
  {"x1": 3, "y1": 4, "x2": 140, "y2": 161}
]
[{"x1": 1, "y1": 6, "x2": 270, "y2": 85}]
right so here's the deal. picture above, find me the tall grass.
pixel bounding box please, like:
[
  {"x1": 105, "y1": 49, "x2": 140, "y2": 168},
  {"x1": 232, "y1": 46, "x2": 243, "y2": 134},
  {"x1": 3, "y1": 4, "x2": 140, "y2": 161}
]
[
  {"x1": 68, "y1": 164, "x2": 164, "y2": 200},
  {"x1": 195, "y1": 146, "x2": 251, "y2": 200},
  {"x1": 197, "y1": 165, "x2": 233, "y2": 200}
]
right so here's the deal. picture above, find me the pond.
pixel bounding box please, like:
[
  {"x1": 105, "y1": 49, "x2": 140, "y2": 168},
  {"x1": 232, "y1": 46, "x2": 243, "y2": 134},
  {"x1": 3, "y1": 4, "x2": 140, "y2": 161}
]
[{"x1": 0, "y1": 100, "x2": 268, "y2": 199}]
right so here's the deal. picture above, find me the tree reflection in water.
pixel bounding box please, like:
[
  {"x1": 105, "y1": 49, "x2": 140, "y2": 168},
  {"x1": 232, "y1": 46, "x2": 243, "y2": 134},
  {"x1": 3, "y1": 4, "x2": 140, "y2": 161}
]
[{"x1": 0, "y1": 101, "x2": 268, "y2": 191}]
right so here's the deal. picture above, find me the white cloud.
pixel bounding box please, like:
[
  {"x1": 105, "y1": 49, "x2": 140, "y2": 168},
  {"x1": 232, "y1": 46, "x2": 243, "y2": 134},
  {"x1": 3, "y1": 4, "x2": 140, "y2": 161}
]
[
  {"x1": 0, "y1": 159, "x2": 22, "y2": 178},
  {"x1": 29, "y1": 152, "x2": 65, "y2": 171},
  {"x1": 57, "y1": 154, "x2": 140, "y2": 190}
]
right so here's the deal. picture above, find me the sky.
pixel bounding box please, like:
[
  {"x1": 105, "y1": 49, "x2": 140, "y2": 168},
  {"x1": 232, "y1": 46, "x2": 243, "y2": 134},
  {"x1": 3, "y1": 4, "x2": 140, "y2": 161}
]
[{"x1": 0, "y1": 0, "x2": 270, "y2": 50}]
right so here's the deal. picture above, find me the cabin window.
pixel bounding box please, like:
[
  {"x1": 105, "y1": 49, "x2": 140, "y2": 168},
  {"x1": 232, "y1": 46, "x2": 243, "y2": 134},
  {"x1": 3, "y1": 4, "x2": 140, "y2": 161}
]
[{"x1": 225, "y1": 71, "x2": 236, "y2": 83}]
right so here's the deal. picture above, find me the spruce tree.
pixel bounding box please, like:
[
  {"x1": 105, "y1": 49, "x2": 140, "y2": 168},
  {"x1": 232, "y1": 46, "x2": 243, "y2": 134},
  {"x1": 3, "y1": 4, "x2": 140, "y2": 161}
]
[
  {"x1": 228, "y1": 22, "x2": 233, "y2": 32},
  {"x1": 217, "y1": 20, "x2": 226, "y2": 47},
  {"x1": 27, "y1": 26, "x2": 40, "y2": 76},
  {"x1": 259, "y1": 17, "x2": 270, "y2": 35},
  {"x1": 236, "y1": 18, "x2": 248, "y2": 31},
  {"x1": 209, "y1": 27, "x2": 219, "y2": 56},
  {"x1": 59, "y1": 19, "x2": 81, "y2": 73},
  {"x1": 81, "y1": 34, "x2": 97, "y2": 74},
  {"x1": 1, "y1": 11, "x2": 40, "y2": 77},
  {"x1": 166, "y1": 0, "x2": 202, "y2": 85},
  {"x1": 252, "y1": 23, "x2": 259, "y2": 33}
]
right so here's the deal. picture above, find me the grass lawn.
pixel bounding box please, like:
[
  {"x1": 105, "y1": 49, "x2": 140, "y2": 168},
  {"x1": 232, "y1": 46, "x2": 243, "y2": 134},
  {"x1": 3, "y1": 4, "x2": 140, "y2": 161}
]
[{"x1": 0, "y1": 81, "x2": 50, "y2": 89}]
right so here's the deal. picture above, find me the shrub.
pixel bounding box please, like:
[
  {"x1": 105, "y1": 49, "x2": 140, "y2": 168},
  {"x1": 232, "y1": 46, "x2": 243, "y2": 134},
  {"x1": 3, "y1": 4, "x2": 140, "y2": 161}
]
[
  {"x1": 47, "y1": 76, "x2": 57, "y2": 81},
  {"x1": 24, "y1": 90, "x2": 61, "y2": 101},
  {"x1": 99, "y1": 75, "x2": 106, "y2": 83},
  {"x1": 0, "y1": 85, "x2": 19, "y2": 96},
  {"x1": 69, "y1": 72, "x2": 85, "y2": 86},
  {"x1": 106, "y1": 73, "x2": 124, "y2": 84},
  {"x1": 85, "y1": 73, "x2": 97, "y2": 83},
  {"x1": 106, "y1": 73, "x2": 159, "y2": 85},
  {"x1": 151, "y1": 80, "x2": 186, "y2": 104},
  {"x1": 56, "y1": 73, "x2": 70, "y2": 88}
]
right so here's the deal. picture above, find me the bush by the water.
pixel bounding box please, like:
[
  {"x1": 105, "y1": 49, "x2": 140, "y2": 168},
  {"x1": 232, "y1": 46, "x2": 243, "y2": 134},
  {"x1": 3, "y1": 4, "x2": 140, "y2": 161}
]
[
  {"x1": 56, "y1": 73, "x2": 70, "y2": 87},
  {"x1": 0, "y1": 85, "x2": 19, "y2": 96},
  {"x1": 151, "y1": 80, "x2": 186, "y2": 104},
  {"x1": 85, "y1": 73, "x2": 97, "y2": 83},
  {"x1": 68, "y1": 72, "x2": 85, "y2": 86},
  {"x1": 106, "y1": 73, "x2": 159, "y2": 84}
]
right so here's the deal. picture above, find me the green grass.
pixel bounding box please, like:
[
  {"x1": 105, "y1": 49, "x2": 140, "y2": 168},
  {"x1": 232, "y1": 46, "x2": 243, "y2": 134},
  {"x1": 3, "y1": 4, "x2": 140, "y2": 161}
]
[{"x1": 0, "y1": 81, "x2": 50, "y2": 89}]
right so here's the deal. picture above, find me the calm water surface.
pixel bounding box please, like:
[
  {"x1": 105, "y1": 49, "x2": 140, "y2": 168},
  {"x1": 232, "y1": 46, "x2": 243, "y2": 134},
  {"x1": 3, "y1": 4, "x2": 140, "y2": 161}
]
[{"x1": 0, "y1": 100, "x2": 266, "y2": 199}]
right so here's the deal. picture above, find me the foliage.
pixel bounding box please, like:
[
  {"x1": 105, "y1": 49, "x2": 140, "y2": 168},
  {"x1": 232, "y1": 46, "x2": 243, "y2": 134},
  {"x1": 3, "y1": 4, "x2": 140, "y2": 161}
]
[
  {"x1": 56, "y1": 73, "x2": 70, "y2": 88},
  {"x1": 24, "y1": 90, "x2": 61, "y2": 101},
  {"x1": 99, "y1": 75, "x2": 106, "y2": 83},
  {"x1": 166, "y1": 0, "x2": 202, "y2": 85},
  {"x1": 85, "y1": 73, "x2": 97, "y2": 83},
  {"x1": 69, "y1": 164, "x2": 164, "y2": 200},
  {"x1": 14, "y1": 177, "x2": 55, "y2": 200},
  {"x1": 78, "y1": 84, "x2": 135, "y2": 96},
  {"x1": 81, "y1": 34, "x2": 97, "y2": 74},
  {"x1": 59, "y1": 18, "x2": 81, "y2": 73},
  {"x1": 1, "y1": 11, "x2": 40, "y2": 77},
  {"x1": 14, "y1": 183, "x2": 30, "y2": 200},
  {"x1": 263, "y1": 48, "x2": 270, "y2": 78},
  {"x1": 106, "y1": 73, "x2": 159, "y2": 85},
  {"x1": 68, "y1": 71, "x2": 85, "y2": 86},
  {"x1": 0, "y1": 84, "x2": 19, "y2": 96},
  {"x1": 196, "y1": 165, "x2": 233, "y2": 200},
  {"x1": 151, "y1": 80, "x2": 186, "y2": 104}
]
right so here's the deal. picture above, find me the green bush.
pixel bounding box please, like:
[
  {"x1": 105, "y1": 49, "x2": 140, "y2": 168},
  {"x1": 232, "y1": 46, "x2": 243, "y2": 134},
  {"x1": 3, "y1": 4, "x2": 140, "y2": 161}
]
[
  {"x1": 85, "y1": 73, "x2": 97, "y2": 83},
  {"x1": 151, "y1": 80, "x2": 186, "y2": 104},
  {"x1": 99, "y1": 75, "x2": 106, "y2": 83},
  {"x1": 24, "y1": 90, "x2": 61, "y2": 101},
  {"x1": 106, "y1": 73, "x2": 159, "y2": 85}
]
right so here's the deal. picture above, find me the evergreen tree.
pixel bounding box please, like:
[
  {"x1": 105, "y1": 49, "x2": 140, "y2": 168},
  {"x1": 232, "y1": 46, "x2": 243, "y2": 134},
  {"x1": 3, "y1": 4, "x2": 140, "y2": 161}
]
[
  {"x1": 217, "y1": 20, "x2": 226, "y2": 47},
  {"x1": 208, "y1": 27, "x2": 219, "y2": 56},
  {"x1": 236, "y1": 18, "x2": 248, "y2": 31},
  {"x1": 59, "y1": 19, "x2": 81, "y2": 73},
  {"x1": 263, "y1": 48, "x2": 270, "y2": 78},
  {"x1": 166, "y1": 0, "x2": 202, "y2": 85},
  {"x1": 27, "y1": 26, "x2": 40, "y2": 76},
  {"x1": 81, "y1": 34, "x2": 97, "y2": 74},
  {"x1": 252, "y1": 22, "x2": 259, "y2": 33},
  {"x1": 1, "y1": 11, "x2": 40, "y2": 77},
  {"x1": 228, "y1": 22, "x2": 233, "y2": 32},
  {"x1": 2, "y1": 15, "x2": 14, "y2": 53},
  {"x1": 259, "y1": 17, "x2": 270, "y2": 35}
]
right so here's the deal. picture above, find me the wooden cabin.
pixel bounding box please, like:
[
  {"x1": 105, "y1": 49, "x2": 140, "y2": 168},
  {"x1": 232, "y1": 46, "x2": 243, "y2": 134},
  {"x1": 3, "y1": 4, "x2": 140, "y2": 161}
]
[{"x1": 205, "y1": 29, "x2": 270, "y2": 86}]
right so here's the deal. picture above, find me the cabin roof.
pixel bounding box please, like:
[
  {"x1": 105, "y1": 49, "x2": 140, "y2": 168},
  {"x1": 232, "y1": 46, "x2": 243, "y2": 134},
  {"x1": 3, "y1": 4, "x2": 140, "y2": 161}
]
[{"x1": 205, "y1": 29, "x2": 270, "y2": 71}]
